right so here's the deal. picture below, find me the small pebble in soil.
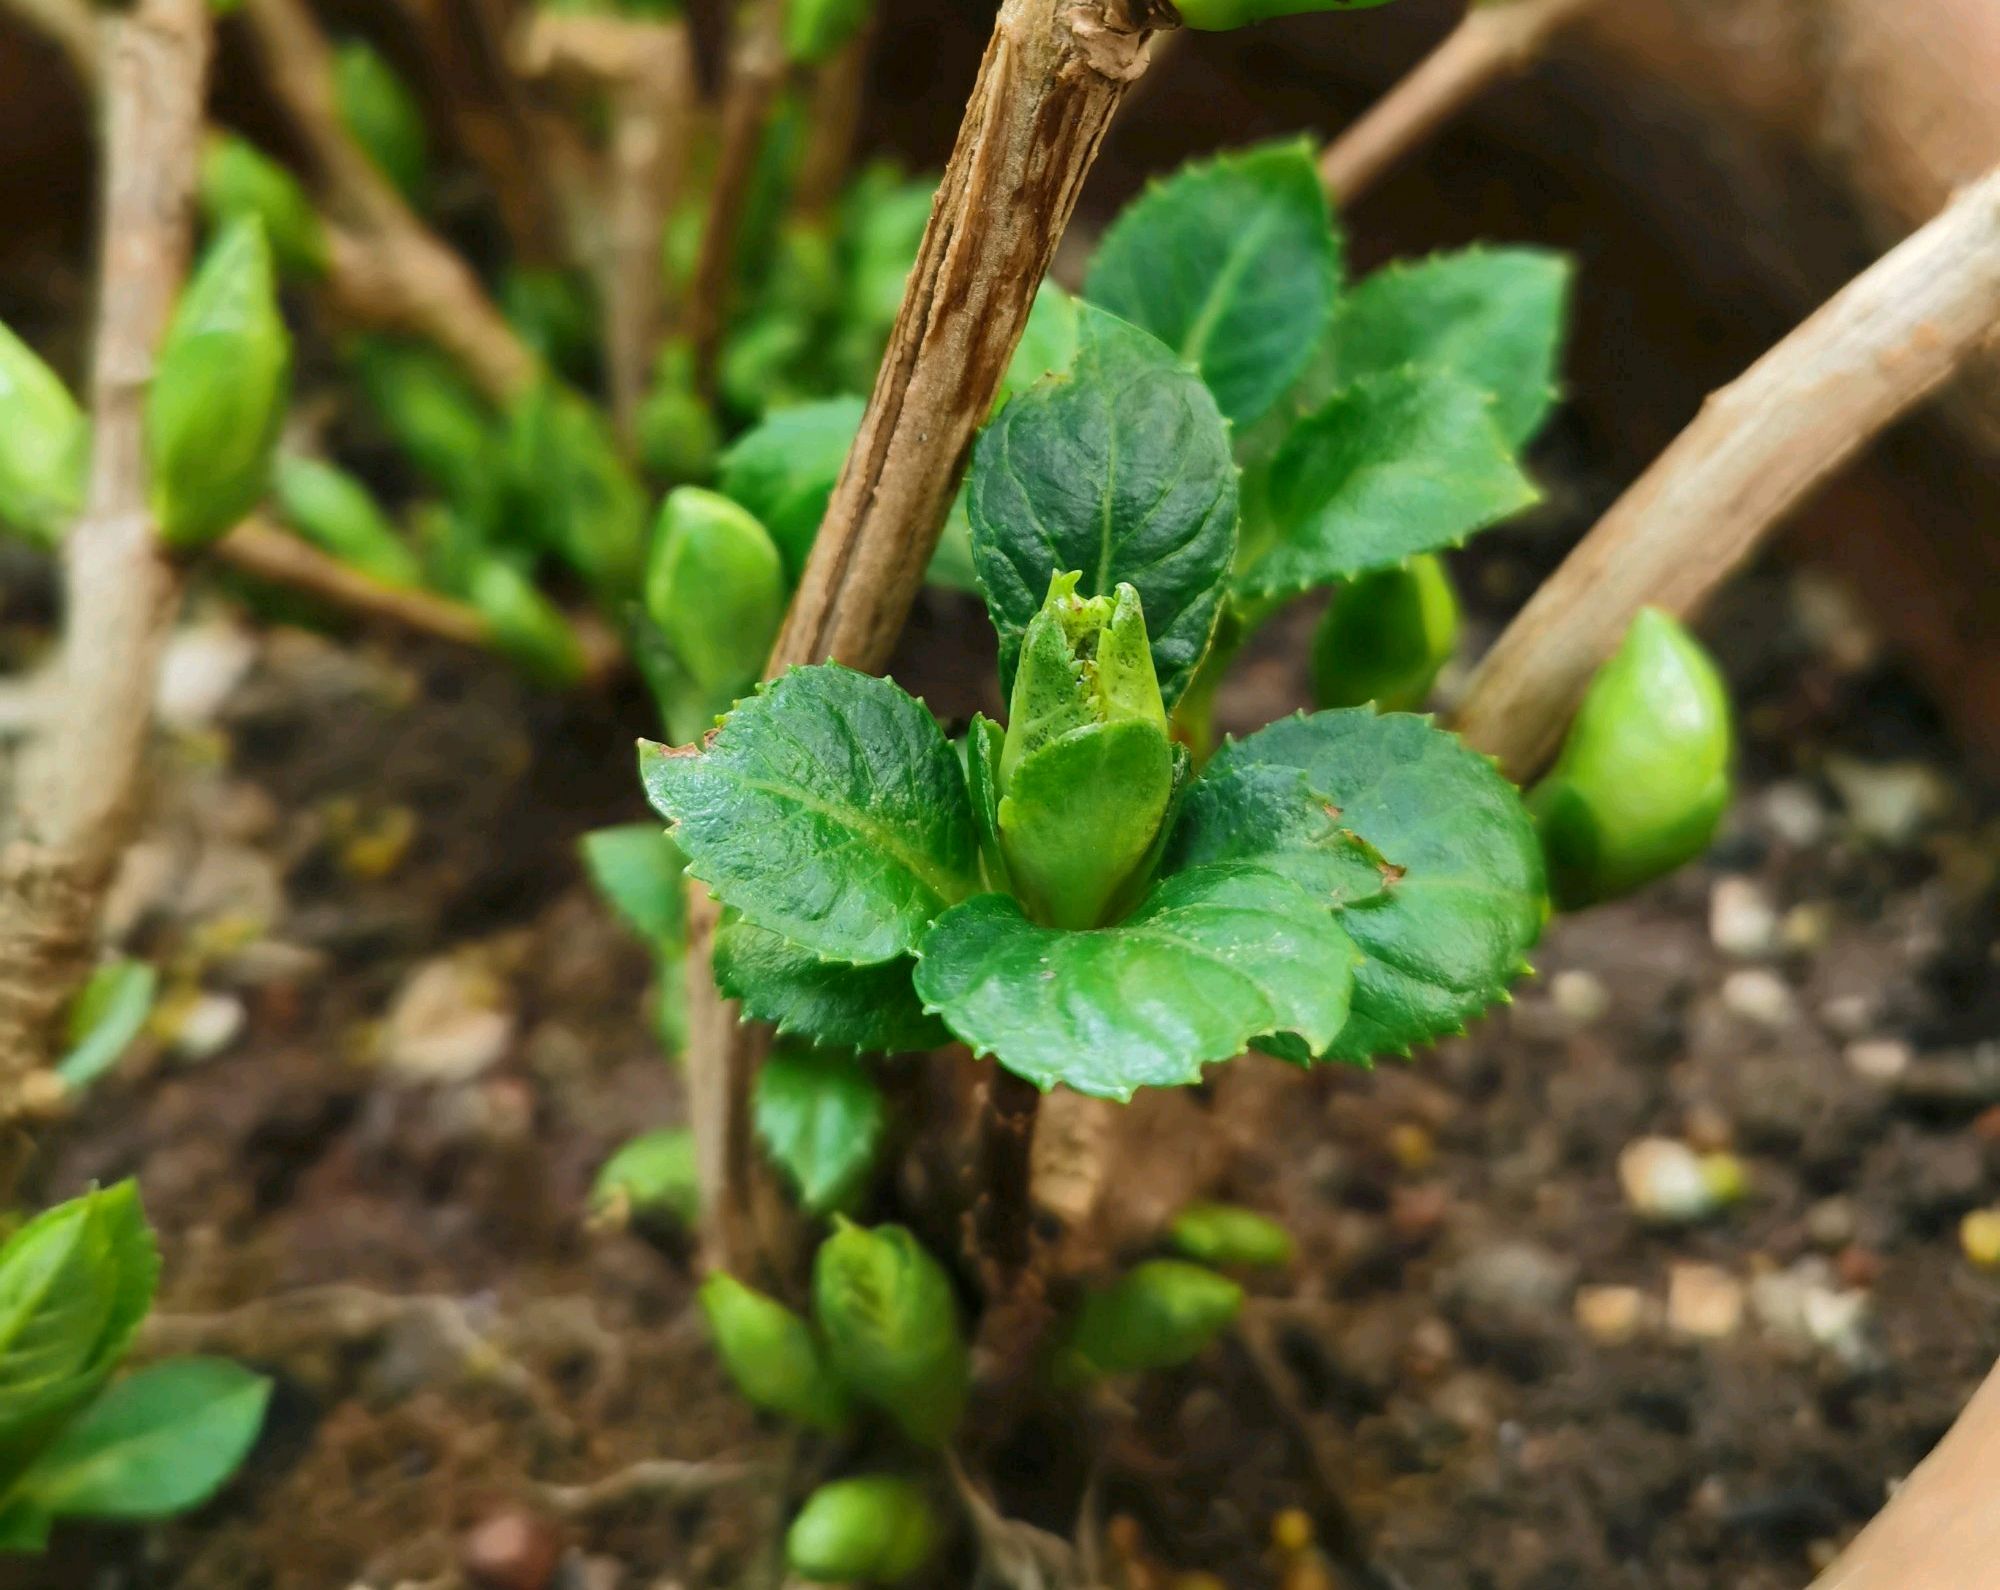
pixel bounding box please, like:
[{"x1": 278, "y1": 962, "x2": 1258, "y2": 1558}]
[
  {"x1": 1845, "y1": 1037, "x2": 1913, "y2": 1083},
  {"x1": 461, "y1": 1510, "x2": 564, "y2": 1590},
  {"x1": 1961, "y1": 1209, "x2": 2000, "y2": 1271},
  {"x1": 1820, "y1": 993, "x2": 1879, "y2": 1038},
  {"x1": 1388, "y1": 1122, "x2": 1435, "y2": 1172},
  {"x1": 1549, "y1": 968, "x2": 1611, "y2": 1026},
  {"x1": 1749, "y1": 1258, "x2": 1874, "y2": 1367},
  {"x1": 1721, "y1": 968, "x2": 1798, "y2": 1029},
  {"x1": 1805, "y1": 1197, "x2": 1858, "y2": 1250},
  {"x1": 1666, "y1": 1262, "x2": 1745, "y2": 1339},
  {"x1": 1824, "y1": 754, "x2": 1951, "y2": 847},
  {"x1": 1760, "y1": 781, "x2": 1829, "y2": 848},
  {"x1": 1440, "y1": 1239, "x2": 1576, "y2": 1319},
  {"x1": 1780, "y1": 902, "x2": 1832, "y2": 953},
  {"x1": 1575, "y1": 1284, "x2": 1651, "y2": 1345},
  {"x1": 1619, "y1": 1137, "x2": 1743, "y2": 1224},
  {"x1": 1710, "y1": 876, "x2": 1779, "y2": 958},
  {"x1": 162, "y1": 989, "x2": 247, "y2": 1061},
  {"x1": 382, "y1": 954, "x2": 516, "y2": 1084}
]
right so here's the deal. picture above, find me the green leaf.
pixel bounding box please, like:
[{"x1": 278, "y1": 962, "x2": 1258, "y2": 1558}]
[
  {"x1": 966, "y1": 305, "x2": 1237, "y2": 709},
  {"x1": 0, "y1": 320, "x2": 88, "y2": 545},
  {"x1": 348, "y1": 337, "x2": 502, "y2": 517},
  {"x1": 1084, "y1": 140, "x2": 1339, "y2": 427},
  {"x1": 754, "y1": 1047, "x2": 888, "y2": 1213},
  {"x1": 784, "y1": 0, "x2": 868, "y2": 65},
  {"x1": 272, "y1": 454, "x2": 424, "y2": 588},
  {"x1": 787, "y1": 1475, "x2": 939, "y2": 1584},
  {"x1": 9, "y1": 1358, "x2": 268, "y2": 1522},
  {"x1": 467, "y1": 558, "x2": 586, "y2": 686},
  {"x1": 579, "y1": 824, "x2": 685, "y2": 944},
  {"x1": 1174, "y1": 710, "x2": 1545, "y2": 1061},
  {"x1": 55, "y1": 961, "x2": 158, "y2": 1092},
  {"x1": 913, "y1": 864, "x2": 1358, "y2": 1100},
  {"x1": 503, "y1": 377, "x2": 647, "y2": 603},
  {"x1": 718, "y1": 396, "x2": 864, "y2": 584},
  {"x1": 699, "y1": 1273, "x2": 851, "y2": 1433},
  {"x1": 1309, "y1": 552, "x2": 1460, "y2": 713},
  {"x1": 713, "y1": 917, "x2": 946, "y2": 1053},
  {"x1": 1000, "y1": 282, "x2": 1079, "y2": 408},
  {"x1": 641, "y1": 665, "x2": 978, "y2": 965},
  {"x1": 1175, "y1": 0, "x2": 1398, "y2": 26},
  {"x1": 1234, "y1": 368, "x2": 1539, "y2": 602},
  {"x1": 1331, "y1": 246, "x2": 1571, "y2": 448},
  {"x1": 200, "y1": 134, "x2": 328, "y2": 279},
  {"x1": 334, "y1": 40, "x2": 430, "y2": 204},
  {"x1": 1059, "y1": 1259, "x2": 1242, "y2": 1378},
  {"x1": 1168, "y1": 1203, "x2": 1294, "y2": 1269},
  {"x1": 643, "y1": 487, "x2": 786, "y2": 741},
  {"x1": 813, "y1": 1221, "x2": 967, "y2": 1446},
  {"x1": 962, "y1": 715, "x2": 1007, "y2": 892},
  {"x1": 591, "y1": 1129, "x2": 699, "y2": 1225}
]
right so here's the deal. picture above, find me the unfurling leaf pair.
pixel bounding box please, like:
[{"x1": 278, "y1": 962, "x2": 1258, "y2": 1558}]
[
  {"x1": 699, "y1": 1220, "x2": 967, "y2": 1448},
  {"x1": 0, "y1": 1185, "x2": 269, "y2": 1553},
  {"x1": 1532, "y1": 608, "x2": 1734, "y2": 909}
]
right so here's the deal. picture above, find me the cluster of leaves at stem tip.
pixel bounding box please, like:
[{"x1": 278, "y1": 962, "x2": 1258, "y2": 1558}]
[{"x1": 0, "y1": 1185, "x2": 270, "y2": 1554}]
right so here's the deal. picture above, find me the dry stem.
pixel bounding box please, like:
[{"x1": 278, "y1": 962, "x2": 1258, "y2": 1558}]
[
  {"x1": 1318, "y1": 0, "x2": 1601, "y2": 204},
  {"x1": 0, "y1": 0, "x2": 210, "y2": 1114},
  {"x1": 1455, "y1": 163, "x2": 2000, "y2": 780},
  {"x1": 216, "y1": 519, "x2": 489, "y2": 650},
  {"x1": 684, "y1": 0, "x2": 1177, "y2": 1279},
  {"x1": 241, "y1": 0, "x2": 538, "y2": 404}
]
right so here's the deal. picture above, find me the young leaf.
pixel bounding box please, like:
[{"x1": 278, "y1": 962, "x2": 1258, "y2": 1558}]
[
  {"x1": 699, "y1": 1273, "x2": 852, "y2": 1434},
  {"x1": 334, "y1": 40, "x2": 430, "y2": 204},
  {"x1": 0, "y1": 320, "x2": 88, "y2": 545},
  {"x1": 643, "y1": 488, "x2": 786, "y2": 740},
  {"x1": 784, "y1": 0, "x2": 869, "y2": 66},
  {"x1": 1168, "y1": 1203, "x2": 1294, "y2": 1269},
  {"x1": 913, "y1": 864, "x2": 1359, "y2": 1100},
  {"x1": 1234, "y1": 369, "x2": 1538, "y2": 603},
  {"x1": 55, "y1": 960, "x2": 159, "y2": 1093},
  {"x1": 591, "y1": 1129, "x2": 699, "y2": 1226},
  {"x1": 348, "y1": 337, "x2": 501, "y2": 517},
  {"x1": 787, "y1": 1475, "x2": 939, "y2": 1585},
  {"x1": 1331, "y1": 246, "x2": 1571, "y2": 448},
  {"x1": 1059, "y1": 1259, "x2": 1242, "y2": 1379},
  {"x1": 1084, "y1": 140, "x2": 1339, "y2": 428},
  {"x1": 8, "y1": 1358, "x2": 269, "y2": 1523},
  {"x1": 713, "y1": 917, "x2": 947, "y2": 1053},
  {"x1": 754, "y1": 1047, "x2": 888, "y2": 1213},
  {"x1": 503, "y1": 377, "x2": 647, "y2": 603},
  {"x1": 272, "y1": 454, "x2": 424, "y2": 588},
  {"x1": 1176, "y1": 710, "x2": 1545, "y2": 1062},
  {"x1": 579, "y1": 824, "x2": 685, "y2": 944},
  {"x1": 718, "y1": 396, "x2": 865, "y2": 583},
  {"x1": 966, "y1": 305, "x2": 1237, "y2": 708},
  {"x1": 641, "y1": 665, "x2": 978, "y2": 965},
  {"x1": 200, "y1": 134, "x2": 328, "y2": 279},
  {"x1": 813, "y1": 1221, "x2": 968, "y2": 1446},
  {"x1": 1310, "y1": 552, "x2": 1460, "y2": 713},
  {"x1": 467, "y1": 559, "x2": 586, "y2": 686}
]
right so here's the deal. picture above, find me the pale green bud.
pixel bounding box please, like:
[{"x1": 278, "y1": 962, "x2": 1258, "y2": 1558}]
[
  {"x1": 1167, "y1": 1203, "x2": 1294, "y2": 1270},
  {"x1": 273, "y1": 455, "x2": 423, "y2": 587},
  {"x1": 467, "y1": 557, "x2": 586, "y2": 686},
  {"x1": 200, "y1": 135, "x2": 328, "y2": 279},
  {"x1": 997, "y1": 572, "x2": 1175, "y2": 930},
  {"x1": 812, "y1": 1220, "x2": 967, "y2": 1447},
  {"x1": 146, "y1": 218, "x2": 292, "y2": 550},
  {"x1": 504, "y1": 378, "x2": 647, "y2": 604},
  {"x1": 1060, "y1": 1259, "x2": 1242, "y2": 1380},
  {"x1": 642, "y1": 487, "x2": 785, "y2": 742},
  {"x1": 787, "y1": 1476, "x2": 939, "y2": 1585},
  {"x1": 1310, "y1": 553, "x2": 1460, "y2": 713},
  {"x1": 589, "y1": 1128, "x2": 697, "y2": 1227},
  {"x1": 698, "y1": 1273, "x2": 852, "y2": 1434},
  {"x1": 783, "y1": 0, "x2": 869, "y2": 66},
  {"x1": 1530, "y1": 607, "x2": 1733, "y2": 909},
  {"x1": 637, "y1": 345, "x2": 720, "y2": 485},
  {"x1": 334, "y1": 40, "x2": 430, "y2": 205},
  {"x1": 0, "y1": 321, "x2": 87, "y2": 545}
]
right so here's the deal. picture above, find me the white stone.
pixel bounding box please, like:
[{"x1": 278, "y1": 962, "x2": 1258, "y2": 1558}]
[
  {"x1": 1760, "y1": 782, "x2": 1828, "y2": 849},
  {"x1": 1619, "y1": 1137, "x2": 1718, "y2": 1224},
  {"x1": 156, "y1": 621, "x2": 259, "y2": 729},
  {"x1": 1667, "y1": 1263, "x2": 1744, "y2": 1339},
  {"x1": 1845, "y1": 1038, "x2": 1912, "y2": 1083},
  {"x1": 1825, "y1": 755, "x2": 1950, "y2": 848},
  {"x1": 1721, "y1": 968, "x2": 1797, "y2": 1029},
  {"x1": 382, "y1": 957, "x2": 515, "y2": 1084},
  {"x1": 1550, "y1": 969, "x2": 1611, "y2": 1027},
  {"x1": 167, "y1": 991, "x2": 246, "y2": 1061},
  {"x1": 1575, "y1": 1284, "x2": 1650, "y2": 1345},
  {"x1": 1710, "y1": 877, "x2": 1778, "y2": 958}
]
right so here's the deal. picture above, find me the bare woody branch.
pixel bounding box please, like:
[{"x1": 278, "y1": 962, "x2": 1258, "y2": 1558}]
[
  {"x1": 1318, "y1": 0, "x2": 1600, "y2": 204},
  {"x1": 1455, "y1": 163, "x2": 2000, "y2": 781},
  {"x1": 240, "y1": 0, "x2": 539, "y2": 404},
  {"x1": 685, "y1": 0, "x2": 1179, "y2": 1278},
  {"x1": 0, "y1": 0, "x2": 211, "y2": 1107}
]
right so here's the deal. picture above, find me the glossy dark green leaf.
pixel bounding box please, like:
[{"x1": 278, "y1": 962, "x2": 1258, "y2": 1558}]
[
  {"x1": 754, "y1": 1047, "x2": 888, "y2": 1212},
  {"x1": 1234, "y1": 368, "x2": 1538, "y2": 602},
  {"x1": 966, "y1": 305, "x2": 1237, "y2": 708},
  {"x1": 913, "y1": 864, "x2": 1358, "y2": 1099},
  {"x1": 713, "y1": 917, "x2": 946, "y2": 1053},
  {"x1": 640, "y1": 664, "x2": 978, "y2": 965},
  {"x1": 1332, "y1": 246, "x2": 1571, "y2": 447},
  {"x1": 1084, "y1": 140, "x2": 1338, "y2": 427},
  {"x1": 579, "y1": 824, "x2": 685, "y2": 944},
  {"x1": 1180, "y1": 710, "x2": 1545, "y2": 1061}
]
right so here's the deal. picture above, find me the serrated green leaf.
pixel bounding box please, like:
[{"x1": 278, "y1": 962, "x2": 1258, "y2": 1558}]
[
  {"x1": 1179, "y1": 710, "x2": 1544, "y2": 1062},
  {"x1": 1084, "y1": 140, "x2": 1339, "y2": 427},
  {"x1": 754, "y1": 1047, "x2": 888, "y2": 1213},
  {"x1": 1234, "y1": 368, "x2": 1539, "y2": 602},
  {"x1": 641, "y1": 665, "x2": 978, "y2": 965},
  {"x1": 714, "y1": 916, "x2": 946, "y2": 1053},
  {"x1": 966, "y1": 306, "x2": 1237, "y2": 709},
  {"x1": 718, "y1": 396, "x2": 865, "y2": 583},
  {"x1": 9, "y1": 1357, "x2": 268, "y2": 1523},
  {"x1": 962, "y1": 715, "x2": 1008, "y2": 892},
  {"x1": 913, "y1": 864, "x2": 1357, "y2": 1100},
  {"x1": 55, "y1": 960, "x2": 158, "y2": 1092},
  {"x1": 579, "y1": 824, "x2": 685, "y2": 944},
  {"x1": 1332, "y1": 247, "x2": 1571, "y2": 448}
]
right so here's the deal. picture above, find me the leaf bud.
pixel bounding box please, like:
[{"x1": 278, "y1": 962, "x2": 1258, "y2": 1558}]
[
  {"x1": 1529, "y1": 607, "x2": 1733, "y2": 909},
  {"x1": 272, "y1": 455, "x2": 423, "y2": 587},
  {"x1": 698, "y1": 1272, "x2": 852, "y2": 1434},
  {"x1": 997, "y1": 573, "x2": 1175, "y2": 929},
  {"x1": 1310, "y1": 553, "x2": 1460, "y2": 713},
  {"x1": 1171, "y1": 0, "x2": 1398, "y2": 32},
  {"x1": 199, "y1": 134, "x2": 328, "y2": 279},
  {"x1": 503, "y1": 378, "x2": 648, "y2": 604},
  {"x1": 0, "y1": 320, "x2": 88, "y2": 546},
  {"x1": 642, "y1": 487, "x2": 786, "y2": 742},
  {"x1": 812, "y1": 1220, "x2": 967, "y2": 1446},
  {"x1": 1059, "y1": 1259, "x2": 1242, "y2": 1380},
  {"x1": 637, "y1": 343, "x2": 720, "y2": 484},
  {"x1": 467, "y1": 557, "x2": 587, "y2": 686},
  {"x1": 334, "y1": 40, "x2": 431, "y2": 205},
  {"x1": 784, "y1": 0, "x2": 869, "y2": 66},
  {"x1": 146, "y1": 218, "x2": 292, "y2": 551},
  {"x1": 1167, "y1": 1203, "x2": 1295, "y2": 1270},
  {"x1": 786, "y1": 1475, "x2": 939, "y2": 1585}
]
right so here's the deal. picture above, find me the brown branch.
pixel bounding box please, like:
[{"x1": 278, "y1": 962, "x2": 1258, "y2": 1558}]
[
  {"x1": 534, "y1": 1457, "x2": 764, "y2": 1517},
  {"x1": 1318, "y1": 0, "x2": 1601, "y2": 205},
  {"x1": 684, "y1": 0, "x2": 789, "y2": 391},
  {"x1": 0, "y1": 0, "x2": 211, "y2": 1108},
  {"x1": 1454, "y1": 163, "x2": 2000, "y2": 781},
  {"x1": 685, "y1": 0, "x2": 1178, "y2": 1279},
  {"x1": 3, "y1": 0, "x2": 97, "y2": 79},
  {"x1": 240, "y1": 0, "x2": 538, "y2": 405}
]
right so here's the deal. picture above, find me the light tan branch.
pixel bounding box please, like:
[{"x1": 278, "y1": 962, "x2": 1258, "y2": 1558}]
[
  {"x1": 534, "y1": 1457, "x2": 763, "y2": 1517},
  {"x1": 1455, "y1": 163, "x2": 2000, "y2": 781},
  {"x1": 0, "y1": 0, "x2": 211, "y2": 1108},
  {"x1": 240, "y1": 0, "x2": 538, "y2": 404},
  {"x1": 1318, "y1": 0, "x2": 1601, "y2": 204},
  {"x1": 686, "y1": 0, "x2": 1178, "y2": 1279}
]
